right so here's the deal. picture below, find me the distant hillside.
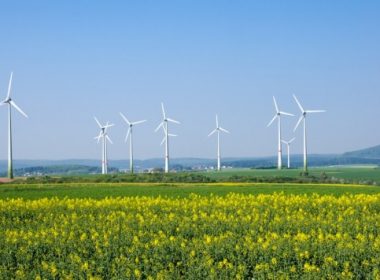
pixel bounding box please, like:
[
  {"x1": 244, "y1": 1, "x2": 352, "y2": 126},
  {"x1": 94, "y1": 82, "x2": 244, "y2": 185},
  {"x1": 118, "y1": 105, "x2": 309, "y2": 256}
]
[
  {"x1": 1, "y1": 146, "x2": 380, "y2": 175},
  {"x1": 0, "y1": 165, "x2": 119, "y2": 177},
  {"x1": 343, "y1": 145, "x2": 380, "y2": 159},
  {"x1": 224, "y1": 154, "x2": 380, "y2": 169}
]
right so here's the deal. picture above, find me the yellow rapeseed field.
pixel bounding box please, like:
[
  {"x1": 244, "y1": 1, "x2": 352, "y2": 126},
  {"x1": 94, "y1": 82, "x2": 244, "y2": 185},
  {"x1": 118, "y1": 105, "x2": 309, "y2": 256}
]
[{"x1": 1, "y1": 193, "x2": 380, "y2": 279}]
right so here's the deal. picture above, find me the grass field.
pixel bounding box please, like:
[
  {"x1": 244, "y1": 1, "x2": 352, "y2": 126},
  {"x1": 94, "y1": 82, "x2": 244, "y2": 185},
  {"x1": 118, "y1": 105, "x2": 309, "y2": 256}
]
[
  {"x1": 0, "y1": 166, "x2": 379, "y2": 200},
  {"x1": 201, "y1": 166, "x2": 380, "y2": 183},
  {"x1": 1, "y1": 182, "x2": 380, "y2": 200}
]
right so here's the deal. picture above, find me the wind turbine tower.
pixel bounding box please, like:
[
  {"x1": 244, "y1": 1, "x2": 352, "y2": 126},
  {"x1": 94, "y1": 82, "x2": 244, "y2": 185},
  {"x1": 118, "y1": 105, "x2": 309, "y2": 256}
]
[
  {"x1": 155, "y1": 103, "x2": 180, "y2": 173},
  {"x1": 1, "y1": 72, "x2": 28, "y2": 179},
  {"x1": 281, "y1": 138, "x2": 296, "y2": 169},
  {"x1": 94, "y1": 117, "x2": 114, "y2": 174},
  {"x1": 208, "y1": 115, "x2": 230, "y2": 171},
  {"x1": 267, "y1": 96, "x2": 294, "y2": 170},
  {"x1": 120, "y1": 112, "x2": 146, "y2": 174},
  {"x1": 293, "y1": 95, "x2": 326, "y2": 172}
]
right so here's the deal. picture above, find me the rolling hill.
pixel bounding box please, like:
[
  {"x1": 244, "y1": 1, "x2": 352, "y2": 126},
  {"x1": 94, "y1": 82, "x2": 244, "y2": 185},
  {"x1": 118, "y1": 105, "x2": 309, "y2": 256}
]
[
  {"x1": 0, "y1": 145, "x2": 379, "y2": 175},
  {"x1": 343, "y1": 145, "x2": 380, "y2": 159}
]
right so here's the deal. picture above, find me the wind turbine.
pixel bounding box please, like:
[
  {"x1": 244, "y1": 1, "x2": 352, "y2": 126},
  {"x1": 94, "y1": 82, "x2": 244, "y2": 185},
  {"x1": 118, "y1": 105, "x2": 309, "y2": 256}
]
[
  {"x1": 267, "y1": 96, "x2": 294, "y2": 170},
  {"x1": 155, "y1": 103, "x2": 180, "y2": 173},
  {"x1": 120, "y1": 112, "x2": 146, "y2": 174},
  {"x1": 293, "y1": 95, "x2": 326, "y2": 172},
  {"x1": 1, "y1": 72, "x2": 28, "y2": 179},
  {"x1": 281, "y1": 138, "x2": 296, "y2": 169},
  {"x1": 208, "y1": 115, "x2": 229, "y2": 171},
  {"x1": 94, "y1": 117, "x2": 114, "y2": 174}
]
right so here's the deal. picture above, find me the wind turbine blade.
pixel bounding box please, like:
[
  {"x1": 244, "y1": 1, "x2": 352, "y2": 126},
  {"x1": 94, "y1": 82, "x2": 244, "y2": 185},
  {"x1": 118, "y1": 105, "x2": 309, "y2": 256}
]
[
  {"x1": 132, "y1": 120, "x2": 147, "y2": 126},
  {"x1": 106, "y1": 135, "x2": 113, "y2": 144},
  {"x1": 289, "y1": 137, "x2": 296, "y2": 144},
  {"x1": 293, "y1": 95, "x2": 305, "y2": 112},
  {"x1": 220, "y1": 127, "x2": 230, "y2": 134},
  {"x1": 104, "y1": 123, "x2": 114, "y2": 134},
  {"x1": 216, "y1": 115, "x2": 219, "y2": 128},
  {"x1": 94, "y1": 133, "x2": 102, "y2": 143},
  {"x1": 162, "y1": 124, "x2": 167, "y2": 135},
  {"x1": 155, "y1": 122, "x2": 164, "y2": 132},
  {"x1": 208, "y1": 129, "x2": 217, "y2": 137},
  {"x1": 168, "y1": 134, "x2": 177, "y2": 137},
  {"x1": 280, "y1": 111, "x2": 295, "y2": 117},
  {"x1": 119, "y1": 112, "x2": 131, "y2": 125},
  {"x1": 281, "y1": 140, "x2": 287, "y2": 145},
  {"x1": 94, "y1": 117, "x2": 102, "y2": 128},
  {"x1": 161, "y1": 102, "x2": 166, "y2": 119},
  {"x1": 105, "y1": 123, "x2": 115, "y2": 128},
  {"x1": 306, "y1": 110, "x2": 326, "y2": 113},
  {"x1": 167, "y1": 118, "x2": 180, "y2": 124},
  {"x1": 160, "y1": 137, "x2": 166, "y2": 146},
  {"x1": 267, "y1": 115, "x2": 277, "y2": 127},
  {"x1": 9, "y1": 101, "x2": 28, "y2": 118},
  {"x1": 273, "y1": 96, "x2": 279, "y2": 113},
  {"x1": 125, "y1": 129, "x2": 131, "y2": 142},
  {"x1": 294, "y1": 116, "x2": 304, "y2": 132},
  {"x1": 6, "y1": 72, "x2": 13, "y2": 100}
]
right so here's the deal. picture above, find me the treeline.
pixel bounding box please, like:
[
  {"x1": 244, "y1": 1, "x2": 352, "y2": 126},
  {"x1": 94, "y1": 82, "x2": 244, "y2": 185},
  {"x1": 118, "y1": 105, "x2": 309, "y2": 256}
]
[
  {"x1": 13, "y1": 173, "x2": 215, "y2": 184},
  {"x1": 226, "y1": 173, "x2": 379, "y2": 185},
  {"x1": 7, "y1": 172, "x2": 379, "y2": 186}
]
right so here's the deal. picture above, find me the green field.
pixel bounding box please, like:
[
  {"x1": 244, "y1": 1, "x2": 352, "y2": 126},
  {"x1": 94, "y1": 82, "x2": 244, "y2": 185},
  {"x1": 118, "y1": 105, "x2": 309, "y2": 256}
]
[
  {"x1": 1, "y1": 182, "x2": 380, "y2": 200},
  {"x1": 202, "y1": 166, "x2": 380, "y2": 183},
  {"x1": 0, "y1": 166, "x2": 379, "y2": 200}
]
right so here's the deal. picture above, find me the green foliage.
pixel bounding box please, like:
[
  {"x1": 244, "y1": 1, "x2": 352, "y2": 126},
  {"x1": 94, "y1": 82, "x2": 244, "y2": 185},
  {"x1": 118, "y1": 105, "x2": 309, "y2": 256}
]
[{"x1": 14, "y1": 173, "x2": 215, "y2": 185}]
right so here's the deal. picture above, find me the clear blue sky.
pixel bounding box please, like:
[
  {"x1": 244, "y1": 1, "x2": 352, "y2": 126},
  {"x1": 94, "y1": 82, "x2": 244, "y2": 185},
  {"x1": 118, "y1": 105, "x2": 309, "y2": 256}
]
[{"x1": 0, "y1": 1, "x2": 379, "y2": 160}]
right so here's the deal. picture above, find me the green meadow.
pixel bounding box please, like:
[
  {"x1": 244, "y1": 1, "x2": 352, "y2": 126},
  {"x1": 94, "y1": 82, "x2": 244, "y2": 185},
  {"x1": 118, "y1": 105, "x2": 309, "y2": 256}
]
[
  {"x1": 1, "y1": 183, "x2": 379, "y2": 200},
  {"x1": 0, "y1": 166, "x2": 379, "y2": 200},
  {"x1": 201, "y1": 166, "x2": 380, "y2": 183}
]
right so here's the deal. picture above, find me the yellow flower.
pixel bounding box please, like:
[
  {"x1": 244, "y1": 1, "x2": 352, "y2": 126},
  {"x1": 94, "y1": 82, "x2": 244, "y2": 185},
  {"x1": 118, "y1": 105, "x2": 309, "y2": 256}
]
[
  {"x1": 134, "y1": 268, "x2": 141, "y2": 278},
  {"x1": 80, "y1": 232, "x2": 87, "y2": 241},
  {"x1": 81, "y1": 261, "x2": 89, "y2": 271},
  {"x1": 304, "y1": 262, "x2": 320, "y2": 273}
]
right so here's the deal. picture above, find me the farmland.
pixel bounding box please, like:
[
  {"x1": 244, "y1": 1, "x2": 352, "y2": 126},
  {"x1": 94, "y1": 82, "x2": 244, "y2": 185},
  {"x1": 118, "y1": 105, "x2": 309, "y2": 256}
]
[
  {"x1": 1, "y1": 167, "x2": 380, "y2": 278},
  {"x1": 0, "y1": 182, "x2": 380, "y2": 200},
  {"x1": 201, "y1": 166, "x2": 380, "y2": 184},
  {"x1": 1, "y1": 193, "x2": 380, "y2": 279}
]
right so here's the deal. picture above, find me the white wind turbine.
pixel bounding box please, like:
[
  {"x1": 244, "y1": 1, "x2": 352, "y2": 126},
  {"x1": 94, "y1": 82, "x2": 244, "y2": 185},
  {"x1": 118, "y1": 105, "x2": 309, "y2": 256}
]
[
  {"x1": 120, "y1": 112, "x2": 146, "y2": 174},
  {"x1": 293, "y1": 95, "x2": 326, "y2": 172},
  {"x1": 208, "y1": 115, "x2": 230, "y2": 171},
  {"x1": 281, "y1": 138, "x2": 296, "y2": 169},
  {"x1": 155, "y1": 103, "x2": 180, "y2": 173},
  {"x1": 267, "y1": 96, "x2": 294, "y2": 170},
  {"x1": 1, "y1": 72, "x2": 28, "y2": 179},
  {"x1": 94, "y1": 117, "x2": 114, "y2": 174}
]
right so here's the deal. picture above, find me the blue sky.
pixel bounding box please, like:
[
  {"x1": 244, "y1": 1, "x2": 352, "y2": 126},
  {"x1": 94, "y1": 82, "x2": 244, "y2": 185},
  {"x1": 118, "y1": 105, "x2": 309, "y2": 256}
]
[{"x1": 0, "y1": 1, "x2": 379, "y2": 160}]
